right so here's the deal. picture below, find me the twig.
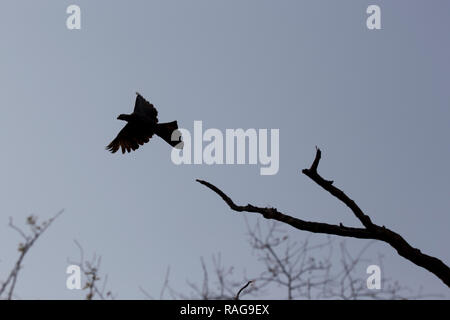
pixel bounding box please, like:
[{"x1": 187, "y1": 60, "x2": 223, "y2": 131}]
[{"x1": 235, "y1": 281, "x2": 252, "y2": 300}]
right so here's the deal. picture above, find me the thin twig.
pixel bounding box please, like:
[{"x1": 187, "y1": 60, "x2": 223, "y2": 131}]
[{"x1": 197, "y1": 148, "x2": 450, "y2": 287}]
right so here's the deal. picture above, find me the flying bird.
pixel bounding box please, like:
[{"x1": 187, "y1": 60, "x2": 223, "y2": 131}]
[{"x1": 106, "y1": 92, "x2": 183, "y2": 154}]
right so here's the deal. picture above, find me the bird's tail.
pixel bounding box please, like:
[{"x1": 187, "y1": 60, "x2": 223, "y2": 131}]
[{"x1": 155, "y1": 121, "x2": 184, "y2": 149}]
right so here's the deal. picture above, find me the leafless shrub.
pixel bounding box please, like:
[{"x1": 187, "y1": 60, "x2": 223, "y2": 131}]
[
  {"x1": 157, "y1": 220, "x2": 440, "y2": 300},
  {"x1": 0, "y1": 211, "x2": 63, "y2": 300},
  {"x1": 68, "y1": 240, "x2": 114, "y2": 300}
]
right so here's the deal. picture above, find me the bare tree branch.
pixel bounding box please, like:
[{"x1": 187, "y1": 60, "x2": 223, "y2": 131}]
[
  {"x1": 0, "y1": 211, "x2": 63, "y2": 299},
  {"x1": 170, "y1": 220, "x2": 438, "y2": 300},
  {"x1": 68, "y1": 240, "x2": 114, "y2": 300},
  {"x1": 196, "y1": 179, "x2": 374, "y2": 240},
  {"x1": 196, "y1": 148, "x2": 450, "y2": 287},
  {"x1": 160, "y1": 267, "x2": 171, "y2": 300}
]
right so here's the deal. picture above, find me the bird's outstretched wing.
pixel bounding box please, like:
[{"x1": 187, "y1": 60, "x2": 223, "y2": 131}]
[
  {"x1": 134, "y1": 92, "x2": 158, "y2": 121},
  {"x1": 106, "y1": 123, "x2": 154, "y2": 154}
]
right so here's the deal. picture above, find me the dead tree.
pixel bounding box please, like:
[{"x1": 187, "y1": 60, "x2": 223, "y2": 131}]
[{"x1": 197, "y1": 148, "x2": 450, "y2": 288}]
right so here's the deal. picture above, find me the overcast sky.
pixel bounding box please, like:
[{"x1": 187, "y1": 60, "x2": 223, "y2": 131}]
[{"x1": 0, "y1": 0, "x2": 449, "y2": 299}]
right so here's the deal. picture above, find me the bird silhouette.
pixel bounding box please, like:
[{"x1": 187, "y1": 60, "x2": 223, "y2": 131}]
[{"x1": 106, "y1": 92, "x2": 183, "y2": 154}]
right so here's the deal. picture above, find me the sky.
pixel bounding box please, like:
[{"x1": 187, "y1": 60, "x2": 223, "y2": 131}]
[{"x1": 0, "y1": 0, "x2": 449, "y2": 299}]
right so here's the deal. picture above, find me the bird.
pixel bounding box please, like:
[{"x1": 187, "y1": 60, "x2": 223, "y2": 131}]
[{"x1": 106, "y1": 92, "x2": 183, "y2": 154}]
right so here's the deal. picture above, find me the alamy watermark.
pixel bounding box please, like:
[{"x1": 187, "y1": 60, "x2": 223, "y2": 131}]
[
  {"x1": 366, "y1": 264, "x2": 381, "y2": 289},
  {"x1": 170, "y1": 121, "x2": 280, "y2": 176}
]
